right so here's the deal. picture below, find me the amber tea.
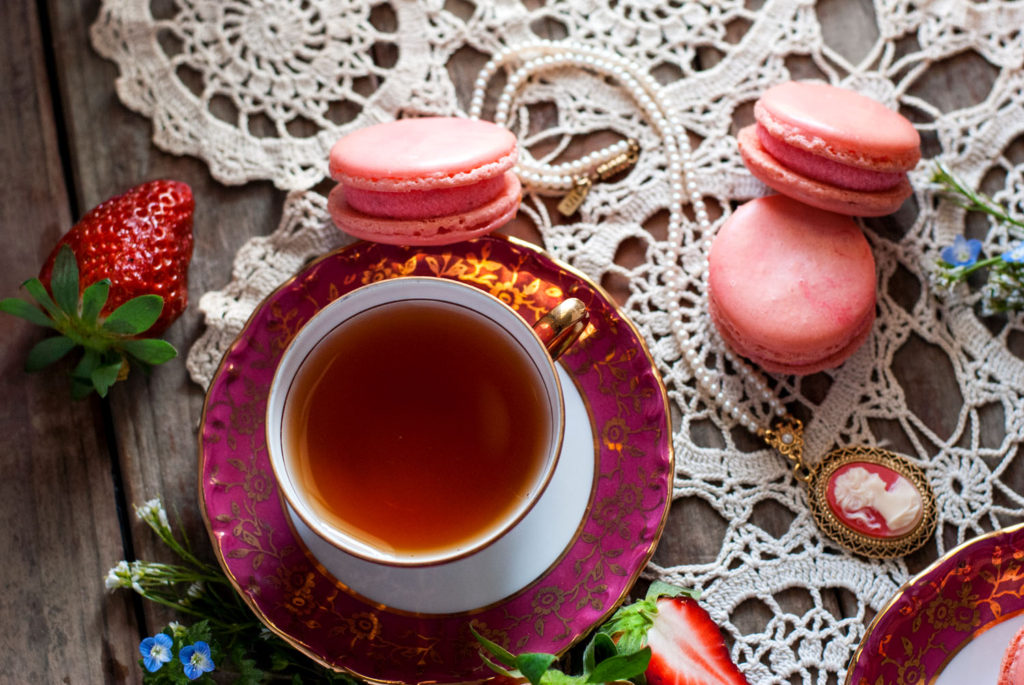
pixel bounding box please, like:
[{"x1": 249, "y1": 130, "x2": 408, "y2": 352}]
[{"x1": 282, "y1": 298, "x2": 554, "y2": 560}]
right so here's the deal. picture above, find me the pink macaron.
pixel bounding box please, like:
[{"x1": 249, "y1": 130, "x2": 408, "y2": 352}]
[
  {"x1": 738, "y1": 81, "x2": 920, "y2": 217},
  {"x1": 707, "y1": 194, "x2": 877, "y2": 375},
  {"x1": 328, "y1": 117, "x2": 521, "y2": 245},
  {"x1": 999, "y1": 624, "x2": 1024, "y2": 685}
]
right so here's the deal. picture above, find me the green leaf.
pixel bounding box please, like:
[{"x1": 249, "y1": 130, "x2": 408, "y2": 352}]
[
  {"x1": 645, "y1": 581, "x2": 699, "y2": 602},
  {"x1": 583, "y1": 632, "x2": 619, "y2": 675},
  {"x1": 516, "y1": 653, "x2": 558, "y2": 685},
  {"x1": 470, "y1": 625, "x2": 517, "y2": 668},
  {"x1": 51, "y1": 245, "x2": 80, "y2": 316},
  {"x1": 539, "y1": 671, "x2": 583, "y2": 685},
  {"x1": 184, "y1": 619, "x2": 212, "y2": 643},
  {"x1": 24, "y1": 336, "x2": 77, "y2": 371},
  {"x1": 0, "y1": 298, "x2": 54, "y2": 327},
  {"x1": 121, "y1": 338, "x2": 177, "y2": 365},
  {"x1": 22, "y1": 278, "x2": 62, "y2": 319},
  {"x1": 71, "y1": 378, "x2": 94, "y2": 400},
  {"x1": 91, "y1": 358, "x2": 124, "y2": 397},
  {"x1": 587, "y1": 647, "x2": 651, "y2": 683},
  {"x1": 80, "y1": 279, "x2": 111, "y2": 325},
  {"x1": 479, "y1": 653, "x2": 518, "y2": 679},
  {"x1": 599, "y1": 600, "x2": 656, "y2": 653},
  {"x1": 73, "y1": 348, "x2": 100, "y2": 381},
  {"x1": 102, "y1": 294, "x2": 164, "y2": 335}
]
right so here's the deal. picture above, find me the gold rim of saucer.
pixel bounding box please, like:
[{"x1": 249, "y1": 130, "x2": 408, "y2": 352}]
[{"x1": 196, "y1": 234, "x2": 676, "y2": 684}]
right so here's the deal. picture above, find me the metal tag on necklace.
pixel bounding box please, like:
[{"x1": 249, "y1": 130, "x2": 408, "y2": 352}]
[
  {"x1": 558, "y1": 176, "x2": 592, "y2": 216},
  {"x1": 762, "y1": 416, "x2": 937, "y2": 559}
]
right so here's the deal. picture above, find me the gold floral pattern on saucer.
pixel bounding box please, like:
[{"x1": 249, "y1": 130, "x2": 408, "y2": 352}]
[{"x1": 199, "y1": 235, "x2": 673, "y2": 683}]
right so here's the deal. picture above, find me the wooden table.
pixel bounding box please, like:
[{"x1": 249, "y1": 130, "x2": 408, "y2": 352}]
[{"x1": 0, "y1": 1, "x2": 1011, "y2": 682}]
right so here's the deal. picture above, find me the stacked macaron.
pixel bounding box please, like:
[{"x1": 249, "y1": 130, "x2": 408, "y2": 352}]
[
  {"x1": 328, "y1": 117, "x2": 521, "y2": 246},
  {"x1": 737, "y1": 81, "x2": 920, "y2": 217},
  {"x1": 1000, "y1": 624, "x2": 1024, "y2": 685},
  {"x1": 708, "y1": 81, "x2": 920, "y2": 375}
]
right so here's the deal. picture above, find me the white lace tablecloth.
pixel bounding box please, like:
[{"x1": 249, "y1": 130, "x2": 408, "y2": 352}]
[{"x1": 91, "y1": 1, "x2": 1024, "y2": 682}]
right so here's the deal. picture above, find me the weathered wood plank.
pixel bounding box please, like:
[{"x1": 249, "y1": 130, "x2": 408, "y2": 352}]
[
  {"x1": 46, "y1": 0, "x2": 285, "y2": 641},
  {"x1": 0, "y1": 0, "x2": 139, "y2": 682},
  {"x1": 25, "y1": 0, "x2": 1024, "y2": 681}
]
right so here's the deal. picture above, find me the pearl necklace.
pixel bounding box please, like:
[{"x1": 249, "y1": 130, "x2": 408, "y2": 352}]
[
  {"x1": 469, "y1": 40, "x2": 783, "y2": 435},
  {"x1": 470, "y1": 41, "x2": 936, "y2": 559}
]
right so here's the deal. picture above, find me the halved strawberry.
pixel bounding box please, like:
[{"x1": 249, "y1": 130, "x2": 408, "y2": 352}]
[
  {"x1": 644, "y1": 595, "x2": 749, "y2": 685},
  {"x1": 473, "y1": 582, "x2": 748, "y2": 685}
]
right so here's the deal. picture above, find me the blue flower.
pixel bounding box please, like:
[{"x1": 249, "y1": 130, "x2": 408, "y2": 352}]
[
  {"x1": 941, "y1": 235, "x2": 983, "y2": 267},
  {"x1": 179, "y1": 641, "x2": 215, "y2": 680},
  {"x1": 1001, "y1": 242, "x2": 1024, "y2": 264},
  {"x1": 139, "y1": 633, "x2": 173, "y2": 673}
]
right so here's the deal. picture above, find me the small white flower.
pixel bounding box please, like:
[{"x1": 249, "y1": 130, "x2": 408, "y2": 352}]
[
  {"x1": 135, "y1": 498, "x2": 170, "y2": 530},
  {"x1": 186, "y1": 581, "x2": 204, "y2": 599},
  {"x1": 104, "y1": 561, "x2": 131, "y2": 591},
  {"x1": 129, "y1": 560, "x2": 146, "y2": 593},
  {"x1": 168, "y1": 621, "x2": 186, "y2": 639}
]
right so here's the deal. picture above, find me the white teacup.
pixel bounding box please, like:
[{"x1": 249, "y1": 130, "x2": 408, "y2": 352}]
[{"x1": 266, "y1": 277, "x2": 587, "y2": 568}]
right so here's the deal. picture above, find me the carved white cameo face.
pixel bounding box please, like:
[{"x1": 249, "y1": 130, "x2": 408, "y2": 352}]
[{"x1": 825, "y1": 463, "x2": 924, "y2": 538}]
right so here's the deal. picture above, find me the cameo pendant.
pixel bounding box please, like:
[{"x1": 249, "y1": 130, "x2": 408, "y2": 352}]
[{"x1": 761, "y1": 416, "x2": 937, "y2": 559}]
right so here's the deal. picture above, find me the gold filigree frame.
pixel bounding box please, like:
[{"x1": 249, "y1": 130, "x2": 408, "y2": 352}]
[{"x1": 806, "y1": 446, "x2": 937, "y2": 559}]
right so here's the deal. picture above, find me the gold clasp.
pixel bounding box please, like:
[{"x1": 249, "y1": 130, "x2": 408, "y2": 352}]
[
  {"x1": 594, "y1": 139, "x2": 640, "y2": 181},
  {"x1": 760, "y1": 415, "x2": 812, "y2": 482}
]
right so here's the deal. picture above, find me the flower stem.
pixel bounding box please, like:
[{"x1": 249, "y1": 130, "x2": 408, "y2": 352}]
[
  {"x1": 933, "y1": 162, "x2": 1024, "y2": 238},
  {"x1": 949, "y1": 254, "x2": 1004, "y2": 280}
]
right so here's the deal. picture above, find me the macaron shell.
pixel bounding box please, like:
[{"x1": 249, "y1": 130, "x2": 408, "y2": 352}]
[
  {"x1": 738, "y1": 125, "x2": 913, "y2": 217},
  {"x1": 755, "y1": 81, "x2": 920, "y2": 172},
  {"x1": 707, "y1": 194, "x2": 877, "y2": 375},
  {"x1": 999, "y1": 624, "x2": 1024, "y2": 685},
  {"x1": 710, "y1": 295, "x2": 874, "y2": 375},
  {"x1": 329, "y1": 171, "x2": 521, "y2": 246},
  {"x1": 329, "y1": 117, "x2": 518, "y2": 192}
]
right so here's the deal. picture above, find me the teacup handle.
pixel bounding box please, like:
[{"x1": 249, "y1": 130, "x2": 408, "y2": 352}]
[{"x1": 533, "y1": 298, "x2": 589, "y2": 361}]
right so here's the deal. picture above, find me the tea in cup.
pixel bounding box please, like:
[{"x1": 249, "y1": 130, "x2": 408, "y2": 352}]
[{"x1": 266, "y1": 276, "x2": 587, "y2": 567}]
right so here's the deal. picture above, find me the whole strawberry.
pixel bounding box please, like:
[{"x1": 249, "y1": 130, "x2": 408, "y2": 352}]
[
  {"x1": 1, "y1": 180, "x2": 194, "y2": 398},
  {"x1": 39, "y1": 180, "x2": 194, "y2": 335}
]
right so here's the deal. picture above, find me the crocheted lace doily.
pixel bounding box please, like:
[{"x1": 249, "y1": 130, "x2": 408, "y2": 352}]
[{"x1": 92, "y1": 1, "x2": 1024, "y2": 682}]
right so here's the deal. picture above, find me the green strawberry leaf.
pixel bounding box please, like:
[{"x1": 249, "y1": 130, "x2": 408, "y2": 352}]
[
  {"x1": 0, "y1": 297, "x2": 54, "y2": 328},
  {"x1": 516, "y1": 653, "x2": 558, "y2": 685},
  {"x1": 120, "y1": 338, "x2": 177, "y2": 366},
  {"x1": 91, "y1": 358, "x2": 124, "y2": 397},
  {"x1": 470, "y1": 626, "x2": 517, "y2": 668},
  {"x1": 102, "y1": 294, "x2": 164, "y2": 335},
  {"x1": 583, "y1": 632, "x2": 618, "y2": 675},
  {"x1": 51, "y1": 245, "x2": 80, "y2": 316},
  {"x1": 586, "y1": 647, "x2": 650, "y2": 683},
  {"x1": 24, "y1": 336, "x2": 76, "y2": 372},
  {"x1": 73, "y1": 348, "x2": 100, "y2": 381},
  {"x1": 81, "y1": 279, "x2": 111, "y2": 325},
  {"x1": 22, "y1": 278, "x2": 62, "y2": 320},
  {"x1": 478, "y1": 653, "x2": 518, "y2": 679},
  {"x1": 645, "y1": 581, "x2": 699, "y2": 602}
]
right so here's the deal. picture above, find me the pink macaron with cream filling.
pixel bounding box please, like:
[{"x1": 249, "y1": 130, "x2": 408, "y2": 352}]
[
  {"x1": 738, "y1": 81, "x2": 920, "y2": 217},
  {"x1": 708, "y1": 194, "x2": 877, "y2": 375},
  {"x1": 999, "y1": 624, "x2": 1024, "y2": 685},
  {"x1": 328, "y1": 117, "x2": 520, "y2": 245}
]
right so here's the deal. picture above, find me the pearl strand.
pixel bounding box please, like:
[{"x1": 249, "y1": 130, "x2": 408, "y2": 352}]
[{"x1": 470, "y1": 41, "x2": 787, "y2": 434}]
